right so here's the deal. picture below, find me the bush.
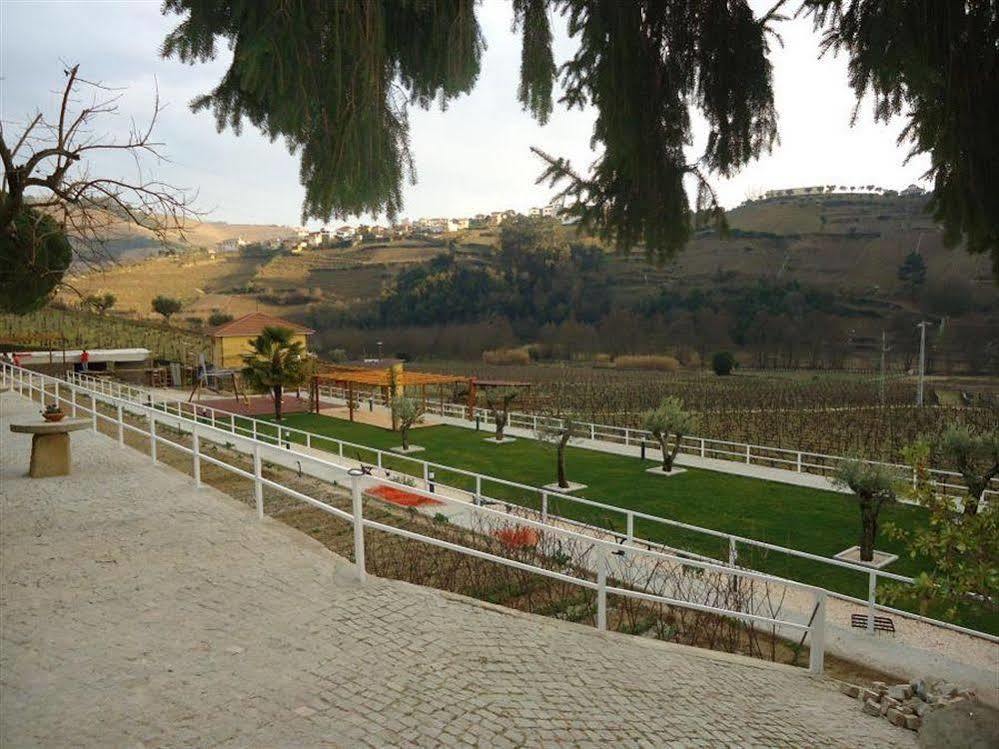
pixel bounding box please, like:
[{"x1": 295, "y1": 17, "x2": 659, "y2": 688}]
[
  {"x1": 483, "y1": 347, "x2": 531, "y2": 365},
  {"x1": 207, "y1": 311, "x2": 234, "y2": 327},
  {"x1": 711, "y1": 351, "x2": 736, "y2": 376},
  {"x1": 614, "y1": 355, "x2": 680, "y2": 371}
]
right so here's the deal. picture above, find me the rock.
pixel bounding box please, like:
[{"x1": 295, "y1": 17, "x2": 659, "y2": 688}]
[
  {"x1": 904, "y1": 714, "x2": 922, "y2": 731},
  {"x1": 860, "y1": 688, "x2": 878, "y2": 702},
  {"x1": 938, "y1": 682, "x2": 960, "y2": 698},
  {"x1": 862, "y1": 699, "x2": 882, "y2": 717},
  {"x1": 889, "y1": 684, "x2": 913, "y2": 701},
  {"x1": 918, "y1": 700, "x2": 999, "y2": 749},
  {"x1": 872, "y1": 681, "x2": 887, "y2": 693},
  {"x1": 913, "y1": 679, "x2": 929, "y2": 701},
  {"x1": 886, "y1": 708, "x2": 906, "y2": 727},
  {"x1": 884, "y1": 697, "x2": 900, "y2": 711},
  {"x1": 840, "y1": 683, "x2": 861, "y2": 699},
  {"x1": 915, "y1": 702, "x2": 932, "y2": 717}
]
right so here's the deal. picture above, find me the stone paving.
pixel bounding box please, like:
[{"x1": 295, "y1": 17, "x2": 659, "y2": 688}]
[{"x1": 0, "y1": 391, "x2": 915, "y2": 747}]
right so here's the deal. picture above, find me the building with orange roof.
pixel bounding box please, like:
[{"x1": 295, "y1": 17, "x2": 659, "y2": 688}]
[{"x1": 208, "y1": 312, "x2": 315, "y2": 368}]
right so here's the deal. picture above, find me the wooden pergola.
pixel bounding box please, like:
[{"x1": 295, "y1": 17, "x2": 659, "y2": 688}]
[{"x1": 310, "y1": 365, "x2": 476, "y2": 422}]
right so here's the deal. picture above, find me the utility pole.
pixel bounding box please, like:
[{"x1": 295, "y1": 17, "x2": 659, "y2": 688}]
[
  {"x1": 879, "y1": 330, "x2": 888, "y2": 406},
  {"x1": 916, "y1": 321, "x2": 932, "y2": 406}
]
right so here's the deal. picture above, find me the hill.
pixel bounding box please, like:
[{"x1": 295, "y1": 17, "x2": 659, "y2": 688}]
[{"x1": 57, "y1": 193, "x2": 997, "y2": 370}]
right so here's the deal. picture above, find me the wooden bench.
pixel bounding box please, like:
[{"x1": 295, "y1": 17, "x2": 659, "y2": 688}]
[{"x1": 850, "y1": 613, "x2": 895, "y2": 635}]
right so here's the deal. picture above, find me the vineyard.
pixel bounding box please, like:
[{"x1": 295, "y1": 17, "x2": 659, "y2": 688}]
[
  {"x1": 0, "y1": 308, "x2": 210, "y2": 362},
  {"x1": 416, "y1": 362, "x2": 999, "y2": 462}
]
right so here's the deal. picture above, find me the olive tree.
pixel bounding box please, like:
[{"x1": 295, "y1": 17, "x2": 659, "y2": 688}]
[
  {"x1": 484, "y1": 387, "x2": 520, "y2": 441},
  {"x1": 536, "y1": 412, "x2": 583, "y2": 490},
  {"x1": 643, "y1": 397, "x2": 698, "y2": 473},
  {"x1": 833, "y1": 459, "x2": 898, "y2": 562},
  {"x1": 151, "y1": 295, "x2": 182, "y2": 322},
  {"x1": 938, "y1": 425, "x2": 999, "y2": 516},
  {"x1": 391, "y1": 396, "x2": 425, "y2": 451}
]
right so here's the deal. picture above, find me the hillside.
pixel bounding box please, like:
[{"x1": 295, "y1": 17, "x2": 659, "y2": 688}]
[{"x1": 58, "y1": 193, "x2": 997, "y2": 369}]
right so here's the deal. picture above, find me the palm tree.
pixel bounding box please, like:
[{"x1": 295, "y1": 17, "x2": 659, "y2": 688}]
[{"x1": 241, "y1": 326, "x2": 306, "y2": 421}]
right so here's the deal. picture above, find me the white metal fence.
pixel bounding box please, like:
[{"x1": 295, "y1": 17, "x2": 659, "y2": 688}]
[
  {"x1": 316, "y1": 383, "x2": 996, "y2": 503},
  {"x1": 58, "y1": 369, "x2": 999, "y2": 643},
  {"x1": 3, "y1": 362, "x2": 831, "y2": 672}
]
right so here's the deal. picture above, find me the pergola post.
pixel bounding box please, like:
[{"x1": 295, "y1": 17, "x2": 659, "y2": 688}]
[{"x1": 467, "y1": 378, "x2": 477, "y2": 420}]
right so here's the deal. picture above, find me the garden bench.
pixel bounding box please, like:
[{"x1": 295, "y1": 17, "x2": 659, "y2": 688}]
[{"x1": 850, "y1": 613, "x2": 895, "y2": 635}]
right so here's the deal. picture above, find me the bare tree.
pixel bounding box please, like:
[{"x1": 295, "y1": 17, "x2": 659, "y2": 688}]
[
  {"x1": 1, "y1": 65, "x2": 198, "y2": 310},
  {"x1": 484, "y1": 386, "x2": 520, "y2": 441}
]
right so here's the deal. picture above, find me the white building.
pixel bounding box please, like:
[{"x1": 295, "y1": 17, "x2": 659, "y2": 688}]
[{"x1": 217, "y1": 237, "x2": 246, "y2": 253}]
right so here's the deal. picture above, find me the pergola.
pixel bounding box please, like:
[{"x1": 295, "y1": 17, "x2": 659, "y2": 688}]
[{"x1": 310, "y1": 365, "x2": 476, "y2": 422}]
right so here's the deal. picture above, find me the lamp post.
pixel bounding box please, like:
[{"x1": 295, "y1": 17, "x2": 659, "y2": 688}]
[{"x1": 915, "y1": 321, "x2": 932, "y2": 406}]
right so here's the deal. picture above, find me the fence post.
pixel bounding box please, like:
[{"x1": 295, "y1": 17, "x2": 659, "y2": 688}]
[
  {"x1": 474, "y1": 474, "x2": 482, "y2": 505},
  {"x1": 728, "y1": 537, "x2": 738, "y2": 566},
  {"x1": 55, "y1": 380, "x2": 60, "y2": 410},
  {"x1": 541, "y1": 491, "x2": 549, "y2": 523},
  {"x1": 149, "y1": 412, "x2": 157, "y2": 463},
  {"x1": 626, "y1": 512, "x2": 634, "y2": 544},
  {"x1": 809, "y1": 589, "x2": 827, "y2": 675},
  {"x1": 117, "y1": 403, "x2": 124, "y2": 447},
  {"x1": 624, "y1": 428, "x2": 630, "y2": 447},
  {"x1": 867, "y1": 571, "x2": 877, "y2": 635},
  {"x1": 252, "y1": 420, "x2": 257, "y2": 441},
  {"x1": 797, "y1": 452, "x2": 803, "y2": 472},
  {"x1": 70, "y1": 387, "x2": 77, "y2": 418},
  {"x1": 596, "y1": 553, "x2": 608, "y2": 632},
  {"x1": 192, "y1": 423, "x2": 201, "y2": 488},
  {"x1": 351, "y1": 474, "x2": 366, "y2": 583},
  {"x1": 253, "y1": 443, "x2": 264, "y2": 519},
  {"x1": 590, "y1": 423, "x2": 595, "y2": 440},
  {"x1": 91, "y1": 394, "x2": 98, "y2": 433},
  {"x1": 700, "y1": 438, "x2": 705, "y2": 458},
  {"x1": 745, "y1": 444, "x2": 751, "y2": 464}
]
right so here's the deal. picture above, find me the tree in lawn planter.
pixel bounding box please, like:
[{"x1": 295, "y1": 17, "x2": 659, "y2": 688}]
[
  {"x1": 536, "y1": 412, "x2": 584, "y2": 490},
  {"x1": 833, "y1": 459, "x2": 898, "y2": 563},
  {"x1": 643, "y1": 397, "x2": 698, "y2": 473},
  {"x1": 241, "y1": 326, "x2": 306, "y2": 421},
  {"x1": 937, "y1": 425, "x2": 999, "y2": 516},
  {"x1": 484, "y1": 387, "x2": 520, "y2": 442},
  {"x1": 391, "y1": 396, "x2": 425, "y2": 452}
]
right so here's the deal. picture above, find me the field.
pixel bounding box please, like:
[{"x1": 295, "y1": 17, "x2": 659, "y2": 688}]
[
  {"x1": 415, "y1": 362, "x2": 998, "y2": 463},
  {"x1": 0, "y1": 307, "x2": 209, "y2": 360},
  {"x1": 246, "y1": 411, "x2": 995, "y2": 634}
]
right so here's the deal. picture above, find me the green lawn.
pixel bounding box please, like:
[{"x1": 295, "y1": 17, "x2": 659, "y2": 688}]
[{"x1": 241, "y1": 411, "x2": 994, "y2": 634}]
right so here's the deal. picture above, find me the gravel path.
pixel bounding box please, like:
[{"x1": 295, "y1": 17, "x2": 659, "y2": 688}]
[{"x1": 0, "y1": 390, "x2": 917, "y2": 747}]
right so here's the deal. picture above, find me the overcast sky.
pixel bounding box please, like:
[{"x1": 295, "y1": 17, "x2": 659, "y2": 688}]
[{"x1": 1, "y1": 0, "x2": 931, "y2": 228}]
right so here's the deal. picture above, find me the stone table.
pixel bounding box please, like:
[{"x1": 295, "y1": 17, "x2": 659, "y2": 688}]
[{"x1": 9, "y1": 418, "x2": 90, "y2": 478}]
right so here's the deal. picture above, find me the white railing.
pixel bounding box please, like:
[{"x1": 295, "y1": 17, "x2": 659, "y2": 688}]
[
  {"x1": 59, "y1": 369, "x2": 999, "y2": 643},
  {"x1": 316, "y1": 383, "x2": 997, "y2": 503},
  {"x1": 2, "y1": 362, "x2": 828, "y2": 673}
]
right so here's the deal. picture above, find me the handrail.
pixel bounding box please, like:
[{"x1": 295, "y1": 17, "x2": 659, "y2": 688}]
[
  {"x1": 54, "y1": 368, "x2": 998, "y2": 642},
  {"x1": 1, "y1": 362, "x2": 826, "y2": 674}
]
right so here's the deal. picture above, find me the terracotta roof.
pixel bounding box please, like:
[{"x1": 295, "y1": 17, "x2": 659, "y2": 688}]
[{"x1": 208, "y1": 313, "x2": 314, "y2": 338}]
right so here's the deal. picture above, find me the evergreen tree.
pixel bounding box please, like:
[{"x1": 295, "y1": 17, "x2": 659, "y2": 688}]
[
  {"x1": 897, "y1": 250, "x2": 927, "y2": 289},
  {"x1": 161, "y1": 0, "x2": 999, "y2": 271}
]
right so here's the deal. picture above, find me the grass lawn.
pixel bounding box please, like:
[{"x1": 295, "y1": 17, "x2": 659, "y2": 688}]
[{"x1": 243, "y1": 412, "x2": 995, "y2": 634}]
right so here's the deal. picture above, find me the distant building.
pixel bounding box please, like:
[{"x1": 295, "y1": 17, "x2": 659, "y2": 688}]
[
  {"x1": 208, "y1": 312, "x2": 315, "y2": 368},
  {"x1": 447, "y1": 217, "x2": 470, "y2": 232},
  {"x1": 900, "y1": 184, "x2": 926, "y2": 197},
  {"x1": 217, "y1": 237, "x2": 246, "y2": 253},
  {"x1": 335, "y1": 225, "x2": 356, "y2": 240}
]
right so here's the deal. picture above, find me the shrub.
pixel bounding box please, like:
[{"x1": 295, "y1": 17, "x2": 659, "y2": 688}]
[
  {"x1": 614, "y1": 355, "x2": 679, "y2": 371},
  {"x1": 711, "y1": 351, "x2": 736, "y2": 376},
  {"x1": 207, "y1": 311, "x2": 234, "y2": 327},
  {"x1": 483, "y1": 347, "x2": 531, "y2": 365}
]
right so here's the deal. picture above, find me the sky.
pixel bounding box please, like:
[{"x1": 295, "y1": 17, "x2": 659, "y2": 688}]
[{"x1": 1, "y1": 0, "x2": 931, "y2": 228}]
